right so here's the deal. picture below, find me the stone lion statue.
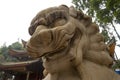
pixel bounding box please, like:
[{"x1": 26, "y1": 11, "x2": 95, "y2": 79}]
[{"x1": 26, "y1": 5, "x2": 120, "y2": 80}]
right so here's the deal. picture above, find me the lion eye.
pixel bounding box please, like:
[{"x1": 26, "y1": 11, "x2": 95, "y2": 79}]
[
  {"x1": 45, "y1": 10, "x2": 68, "y2": 28},
  {"x1": 49, "y1": 19, "x2": 67, "y2": 28}
]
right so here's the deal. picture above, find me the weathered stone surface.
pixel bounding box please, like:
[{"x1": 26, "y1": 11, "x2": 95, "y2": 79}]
[{"x1": 26, "y1": 5, "x2": 120, "y2": 80}]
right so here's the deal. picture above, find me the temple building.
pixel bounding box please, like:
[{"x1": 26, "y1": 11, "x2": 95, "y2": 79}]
[{"x1": 0, "y1": 40, "x2": 44, "y2": 80}]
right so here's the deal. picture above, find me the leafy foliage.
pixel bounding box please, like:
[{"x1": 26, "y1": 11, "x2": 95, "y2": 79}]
[
  {"x1": 112, "y1": 60, "x2": 120, "y2": 70},
  {"x1": 72, "y1": 0, "x2": 120, "y2": 42},
  {"x1": 72, "y1": 0, "x2": 120, "y2": 24},
  {"x1": 101, "y1": 30, "x2": 110, "y2": 42},
  {"x1": 0, "y1": 44, "x2": 9, "y2": 59},
  {"x1": 8, "y1": 42, "x2": 24, "y2": 50},
  {"x1": 0, "y1": 41, "x2": 24, "y2": 62}
]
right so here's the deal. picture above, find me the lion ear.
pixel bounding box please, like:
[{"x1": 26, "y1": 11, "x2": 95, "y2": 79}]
[
  {"x1": 69, "y1": 6, "x2": 77, "y2": 18},
  {"x1": 69, "y1": 6, "x2": 84, "y2": 20},
  {"x1": 59, "y1": 5, "x2": 69, "y2": 12},
  {"x1": 80, "y1": 15, "x2": 92, "y2": 27}
]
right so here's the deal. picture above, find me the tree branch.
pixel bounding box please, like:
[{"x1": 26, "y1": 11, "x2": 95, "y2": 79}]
[{"x1": 111, "y1": 21, "x2": 120, "y2": 40}]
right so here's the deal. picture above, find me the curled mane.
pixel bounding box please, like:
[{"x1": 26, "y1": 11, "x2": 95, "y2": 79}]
[{"x1": 29, "y1": 5, "x2": 69, "y2": 35}]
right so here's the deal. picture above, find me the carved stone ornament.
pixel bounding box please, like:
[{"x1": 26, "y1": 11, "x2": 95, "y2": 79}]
[{"x1": 26, "y1": 5, "x2": 120, "y2": 80}]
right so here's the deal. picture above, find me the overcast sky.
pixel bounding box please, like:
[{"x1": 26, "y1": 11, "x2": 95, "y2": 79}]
[
  {"x1": 0, "y1": 0, "x2": 120, "y2": 58},
  {"x1": 0, "y1": 0, "x2": 72, "y2": 46}
]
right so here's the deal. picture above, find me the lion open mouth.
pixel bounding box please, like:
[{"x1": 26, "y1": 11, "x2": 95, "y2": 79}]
[{"x1": 28, "y1": 29, "x2": 75, "y2": 59}]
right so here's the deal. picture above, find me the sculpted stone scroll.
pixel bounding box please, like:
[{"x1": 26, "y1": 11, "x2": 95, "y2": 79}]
[{"x1": 26, "y1": 5, "x2": 120, "y2": 80}]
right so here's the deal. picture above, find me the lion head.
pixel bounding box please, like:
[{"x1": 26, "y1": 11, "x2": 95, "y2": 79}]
[{"x1": 26, "y1": 5, "x2": 114, "y2": 80}]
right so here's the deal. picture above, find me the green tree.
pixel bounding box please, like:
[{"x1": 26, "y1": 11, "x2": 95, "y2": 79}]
[
  {"x1": 0, "y1": 43, "x2": 8, "y2": 59},
  {"x1": 8, "y1": 41, "x2": 24, "y2": 50},
  {"x1": 112, "y1": 60, "x2": 120, "y2": 70},
  {"x1": 0, "y1": 41, "x2": 24, "y2": 62},
  {"x1": 72, "y1": 0, "x2": 120, "y2": 41}
]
